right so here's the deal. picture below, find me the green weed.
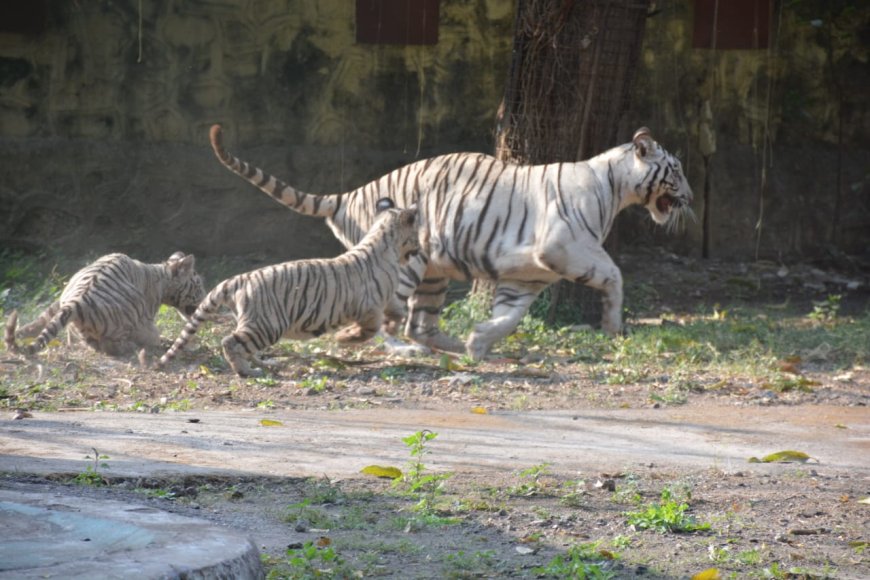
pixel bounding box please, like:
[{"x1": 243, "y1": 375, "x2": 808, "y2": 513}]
[
  {"x1": 535, "y1": 541, "x2": 617, "y2": 579},
  {"x1": 625, "y1": 487, "x2": 711, "y2": 533},
  {"x1": 395, "y1": 430, "x2": 453, "y2": 519},
  {"x1": 266, "y1": 541, "x2": 357, "y2": 580},
  {"x1": 73, "y1": 448, "x2": 109, "y2": 487},
  {"x1": 508, "y1": 463, "x2": 552, "y2": 497}
]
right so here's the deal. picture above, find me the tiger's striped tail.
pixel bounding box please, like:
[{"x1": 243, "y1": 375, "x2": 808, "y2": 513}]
[
  {"x1": 157, "y1": 282, "x2": 230, "y2": 369},
  {"x1": 5, "y1": 306, "x2": 73, "y2": 355},
  {"x1": 209, "y1": 124, "x2": 338, "y2": 218}
]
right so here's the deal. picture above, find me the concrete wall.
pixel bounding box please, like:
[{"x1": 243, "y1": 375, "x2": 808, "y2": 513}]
[
  {"x1": 0, "y1": 0, "x2": 867, "y2": 266},
  {"x1": 0, "y1": 0, "x2": 513, "y2": 263}
]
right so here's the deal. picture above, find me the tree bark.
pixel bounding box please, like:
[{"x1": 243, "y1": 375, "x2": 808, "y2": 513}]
[{"x1": 481, "y1": 0, "x2": 651, "y2": 326}]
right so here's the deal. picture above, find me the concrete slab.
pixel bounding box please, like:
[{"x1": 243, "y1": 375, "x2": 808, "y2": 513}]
[{"x1": 0, "y1": 489, "x2": 263, "y2": 579}]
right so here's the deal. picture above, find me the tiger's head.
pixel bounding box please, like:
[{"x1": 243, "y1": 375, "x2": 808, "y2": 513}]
[
  {"x1": 162, "y1": 252, "x2": 207, "y2": 317},
  {"x1": 375, "y1": 198, "x2": 420, "y2": 264},
  {"x1": 632, "y1": 128, "x2": 694, "y2": 229}
]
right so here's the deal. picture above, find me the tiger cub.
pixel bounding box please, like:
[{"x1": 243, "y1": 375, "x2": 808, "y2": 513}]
[
  {"x1": 5, "y1": 252, "x2": 205, "y2": 357},
  {"x1": 158, "y1": 200, "x2": 419, "y2": 377}
]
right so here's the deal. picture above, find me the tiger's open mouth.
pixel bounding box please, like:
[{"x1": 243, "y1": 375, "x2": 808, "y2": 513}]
[{"x1": 656, "y1": 194, "x2": 676, "y2": 214}]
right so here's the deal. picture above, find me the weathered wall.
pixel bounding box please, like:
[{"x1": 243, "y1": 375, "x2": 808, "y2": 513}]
[
  {"x1": 0, "y1": 0, "x2": 867, "y2": 266},
  {"x1": 627, "y1": 1, "x2": 869, "y2": 259},
  {"x1": 0, "y1": 0, "x2": 513, "y2": 263}
]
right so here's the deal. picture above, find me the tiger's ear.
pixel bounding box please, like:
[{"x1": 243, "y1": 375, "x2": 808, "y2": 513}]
[
  {"x1": 376, "y1": 198, "x2": 395, "y2": 213},
  {"x1": 633, "y1": 127, "x2": 656, "y2": 159},
  {"x1": 169, "y1": 254, "x2": 195, "y2": 277}
]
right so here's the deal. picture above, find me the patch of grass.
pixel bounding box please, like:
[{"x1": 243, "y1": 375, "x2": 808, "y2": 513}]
[
  {"x1": 535, "y1": 541, "x2": 618, "y2": 579},
  {"x1": 266, "y1": 540, "x2": 358, "y2": 580},
  {"x1": 625, "y1": 486, "x2": 711, "y2": 534},
  {"x1": 442, "y1": 549, "x2": 499, "y2": 579},
  {"x1": 73, "y1": 448, "x2": 109, "y2": 487},
  {"x1": 283, "y1": 499, "x2": 334, "y2": 530},
  {"x1": 508, "y1": 462, "x2": 553, "y2": 497}
]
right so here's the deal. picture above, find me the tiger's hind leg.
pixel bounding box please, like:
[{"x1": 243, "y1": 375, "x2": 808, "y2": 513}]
[
  {"x1": 405, "y1": 277, "x2": 465, "y2": 354},
  {"x1": 466, "y1": 281, "x2": 547, "y2": 360},
  {"x1": 221, "y1": 332, "x2": 263, "y2": 377},
  {"x1": 335, "y1": 311, "x2": 382, "y2": 343}
]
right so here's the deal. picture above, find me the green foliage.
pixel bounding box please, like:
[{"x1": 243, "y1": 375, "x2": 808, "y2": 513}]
[
  {"x1": 442, "y1": 550, "x2": 498, "y2": 579},
  {"x1": 0, "y1": 250, "x2": 67, "y2": 319},
  {"x1": 808, "y1": 294, "x2": 841, "y2": 323},
  {"x1": 267, "y1": 541, "x2": 357, "y2": 580},
  {"x1": 535, "y1": 542, "x2": 617, "y2": 579},
  {"x1": 283, "y1": 498, "x2": 335, "y2": 529},
  {"x1": 625, "y1": 487, "x2": 711, "y2": 534},
  {"x1": 73, "y1": 448, "x2": 109, "y2": 487},
  {"x1": 440, "y1": 291, "x2": 490, "y2": 337},
  {"x1": 508, "y1": 463, "x2": 552, "y2": 497},
  {"x1": 396, "y1": 430, "x2": 453, "y2": 518},
  {"x1": 379, "y1": 366, "x2": 406, "y2": 384},
  {"x1": 299, "y1": 375, "x2": 329, "y2": 392}
]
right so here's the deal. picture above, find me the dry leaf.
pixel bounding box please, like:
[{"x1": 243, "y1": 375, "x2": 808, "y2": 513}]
[
  {"x1": 361, "y1": 465, "x2": 403, "y2": 479},
  {"x1": 858, "y1": 497, "x2": 870, "y2": 505},
  {"x1": 259, "y1": 419, "x2": 284, "y2": 427},
  {"x1": 316, "y1": 536, "x2": 332, "y2": 547},
  {"x1": 470, "y1": 406, "x2": 488, "y2": 415}
]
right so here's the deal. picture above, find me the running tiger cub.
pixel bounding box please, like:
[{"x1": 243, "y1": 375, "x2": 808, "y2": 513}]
[
  {"x1": 158, "y1": 200, "x2": 419, "y2": 377},
  {"x1": 209, "y1": 125, "x2": 693, "y2": 359},
  {"x1": 5, "y1": 252, "x2": 205, "y2": 357}
]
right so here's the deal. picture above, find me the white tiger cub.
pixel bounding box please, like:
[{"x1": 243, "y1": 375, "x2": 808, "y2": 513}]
[
  {"x1": 209, "y1": 125, "x2": 693, "y2": 359},
  {"x1": 158, "y1": 199, "x2": 419, "y2": 377},
  {"x1": 5, "y1": 252, "x2": 205, "y2": 357}
]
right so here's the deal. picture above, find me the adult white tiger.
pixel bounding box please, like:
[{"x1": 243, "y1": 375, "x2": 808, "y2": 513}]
[{"x1": 209, "y1": 125, "x2": 692, "y2": 359}]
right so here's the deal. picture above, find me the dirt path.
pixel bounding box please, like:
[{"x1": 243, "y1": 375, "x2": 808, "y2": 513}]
[{"x1": 2, "y1": 405, "x2": 867, "y2": 479}]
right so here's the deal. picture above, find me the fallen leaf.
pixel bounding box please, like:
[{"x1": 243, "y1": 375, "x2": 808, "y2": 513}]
[
  {"x1": 758, "y1": 450, "x2": 812, "y2": 463},
  {"x1": 316, "y1": 536, "x2": 332, "y2": 548},
  {"x1": 835, "y1": 423, "x2": 848, "y2": 429},
  {"x1": 259, "y1": 419, "x2": 284, "y2": 427},
  {"x1": 199, "y1": 365, "x2": 212, "y2": 376},
  {"x1": 691, "y1": 568, "x2": 721, "y2": 580},
  {"x1": 470, "y1": 406, "x2": 488, "y2": 415},
  {"x1": 849, "y1": 540, "x2": 868, "y2": 549},
  {"x1": 858, "y1": 497, "x2": 870, "y2": 505},
  {"x1": 515, "y1": 546, "x2": 535, "y2": 555},
  {"x1": 361, "y1": 465, "x2": 402, "y2": 479},
  {"x1": 598, "y1": 549, "x2": 617, "y2": 560}
]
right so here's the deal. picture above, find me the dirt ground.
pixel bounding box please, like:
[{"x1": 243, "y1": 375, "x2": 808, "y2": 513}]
[{"x1": 1, "y1": 247, "x2": 869, "y2": 579}]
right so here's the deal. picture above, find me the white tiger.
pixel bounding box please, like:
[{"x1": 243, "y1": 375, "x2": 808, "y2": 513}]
[
  {"x1": 158, "y1": 200, "x2": 419, "y2": 377},
  {"x1": 5, "y1": 252, "x2": 205, "y2": 357},
  {"x1": 209, "y1": 125, "x2": 693, "y2": 359}
]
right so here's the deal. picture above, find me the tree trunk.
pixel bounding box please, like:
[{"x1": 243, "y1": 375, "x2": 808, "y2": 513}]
[{"x1": 481, "y1": 0, "x2": 650, "y2": 326}]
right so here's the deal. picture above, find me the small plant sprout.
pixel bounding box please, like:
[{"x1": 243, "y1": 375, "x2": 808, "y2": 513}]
[
  {"x1": 74, "y1": 447, "x2": 109, "y2": 486},
  {"x1": 396, "y1": 430, "x2": 452, "y2": 518}
]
